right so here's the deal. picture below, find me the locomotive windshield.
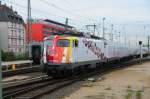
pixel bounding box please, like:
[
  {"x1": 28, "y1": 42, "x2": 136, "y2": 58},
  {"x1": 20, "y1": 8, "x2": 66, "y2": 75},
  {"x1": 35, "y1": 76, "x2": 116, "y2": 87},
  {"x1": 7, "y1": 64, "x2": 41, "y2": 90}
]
[
  {"x1": 44, "y1": 40, "x2": 53, "y2": 47},
  {"x1": 57, "y1": 39, "x2": 70, "y2": 47}
]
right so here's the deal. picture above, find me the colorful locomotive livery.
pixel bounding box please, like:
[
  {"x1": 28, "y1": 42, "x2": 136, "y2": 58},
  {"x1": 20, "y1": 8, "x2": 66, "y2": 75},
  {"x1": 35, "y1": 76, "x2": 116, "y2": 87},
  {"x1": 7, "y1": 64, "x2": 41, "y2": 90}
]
[{"x1": 41, "y1": 32, "x2": 148, "y2": 76}]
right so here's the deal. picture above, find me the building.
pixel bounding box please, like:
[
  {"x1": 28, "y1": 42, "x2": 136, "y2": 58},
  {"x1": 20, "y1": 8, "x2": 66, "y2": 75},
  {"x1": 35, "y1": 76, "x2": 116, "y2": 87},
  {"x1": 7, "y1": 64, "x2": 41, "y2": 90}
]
[
  {"x1": 0, "y1": 2, "x2": 26, "y2": 53},
  {"x1": 27, "y1": 19, "x2": 74, "y2": 43}
]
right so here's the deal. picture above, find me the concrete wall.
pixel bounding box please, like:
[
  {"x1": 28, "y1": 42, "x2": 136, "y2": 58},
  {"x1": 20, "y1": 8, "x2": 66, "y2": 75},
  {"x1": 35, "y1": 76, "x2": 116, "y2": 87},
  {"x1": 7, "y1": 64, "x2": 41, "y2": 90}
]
[{"x1": 0, "y1": 22, "x2": 9, "y2": 52}]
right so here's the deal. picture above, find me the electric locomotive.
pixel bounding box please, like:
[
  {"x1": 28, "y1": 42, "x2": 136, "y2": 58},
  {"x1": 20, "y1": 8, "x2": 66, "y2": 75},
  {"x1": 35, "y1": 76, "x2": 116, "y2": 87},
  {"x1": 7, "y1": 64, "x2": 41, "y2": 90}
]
[{"x1": 41, "y1": 32, "x2": 148, "y2": 77}]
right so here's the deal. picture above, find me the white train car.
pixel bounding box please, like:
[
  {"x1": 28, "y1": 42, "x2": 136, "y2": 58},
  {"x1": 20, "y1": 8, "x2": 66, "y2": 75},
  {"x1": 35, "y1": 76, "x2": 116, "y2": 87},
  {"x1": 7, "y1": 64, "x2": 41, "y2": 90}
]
[{"x1": 41, "y1": 33, "x2": 148, "y2": 76}]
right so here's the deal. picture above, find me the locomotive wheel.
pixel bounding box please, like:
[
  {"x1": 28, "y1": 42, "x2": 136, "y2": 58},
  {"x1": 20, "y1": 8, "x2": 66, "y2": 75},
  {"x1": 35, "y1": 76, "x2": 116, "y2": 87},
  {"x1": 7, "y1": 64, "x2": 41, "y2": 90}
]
[{"x1": 46, "y1": 70, "x2": 51, "y2": 76}]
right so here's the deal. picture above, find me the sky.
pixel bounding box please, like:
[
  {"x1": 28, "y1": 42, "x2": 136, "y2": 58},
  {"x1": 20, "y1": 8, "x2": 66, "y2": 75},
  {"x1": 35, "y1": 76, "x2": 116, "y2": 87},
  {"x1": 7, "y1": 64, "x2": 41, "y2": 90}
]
[{"x1": 1, "y1": 0, "x2": 150, "y2": 43}]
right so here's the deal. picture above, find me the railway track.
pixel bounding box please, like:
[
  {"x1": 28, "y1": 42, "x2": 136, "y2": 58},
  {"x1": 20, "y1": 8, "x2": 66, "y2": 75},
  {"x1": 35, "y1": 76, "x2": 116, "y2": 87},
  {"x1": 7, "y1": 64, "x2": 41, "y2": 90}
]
[
  {"x1": 3, "y1": 57, "x2": 150, "y2": 99},
  {"x1": 2, "y1": 65, "x2": 40, "y2": 78},
  {"x1": 3, "y1": 75, "x2": 51, "y2": 99}
]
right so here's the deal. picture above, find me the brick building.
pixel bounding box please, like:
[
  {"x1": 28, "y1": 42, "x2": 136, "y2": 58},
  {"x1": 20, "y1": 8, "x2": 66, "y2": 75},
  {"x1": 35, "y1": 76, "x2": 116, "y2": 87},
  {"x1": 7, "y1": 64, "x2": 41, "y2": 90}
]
[{"x1": 0, "y1": 2, "x2": 26, "y2": 53}]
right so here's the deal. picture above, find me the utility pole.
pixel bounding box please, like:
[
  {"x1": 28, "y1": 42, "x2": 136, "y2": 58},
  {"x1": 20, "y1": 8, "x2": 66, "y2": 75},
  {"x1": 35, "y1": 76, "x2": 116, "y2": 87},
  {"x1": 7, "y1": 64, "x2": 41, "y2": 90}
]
[
  {"x1": 27, "y1": 0, "x2": 31, "y2": 43},
  {"x1": 96, "y1": 24, "x2": 100, "y2": 37},
  {"x1": 118, "y1": 32, "x2": 121, "y2": 43},
  {"x1": 136, "y1": 35, "x2": 138, "y2": 46},
  {"x1": 139, "y1": 41, "x2": 143, "y2": 64},
  {"x1": 27, "y1": 0, "x2": 32, "y2": 58},
  {"x1": 122, "y1": 26, "x2": 127, "y2": 46},
  {"x1": 110, "y1": 24, "x2": 113, "y2": 41},
  {"x1": 0, "y1": 3, "x2": 2, "y2": 99},
  {"x1": 0, "y1": 35, "x2": 2, "y2": 99},
  {"x1": 93, "y1": 23, "x2": 96, "y2": 35},
  {"x1": 0, "y1": 1, "x2": 2, "y2": 96},
  {"x1": 148, "y1": 36, "x2": 150, "y2": 55},
  {"x1": 65, "y1": 18, "x2": 69, "y2": 32},
  {"x1": 144, "y1": 25, "x2": 146, "y2": 43},
  {"x1": 86, "y1": 24, "x2": 97, "y2": 35},
  {"x1": 102, "y1": 17, "x2": 106, "y2": 39}
]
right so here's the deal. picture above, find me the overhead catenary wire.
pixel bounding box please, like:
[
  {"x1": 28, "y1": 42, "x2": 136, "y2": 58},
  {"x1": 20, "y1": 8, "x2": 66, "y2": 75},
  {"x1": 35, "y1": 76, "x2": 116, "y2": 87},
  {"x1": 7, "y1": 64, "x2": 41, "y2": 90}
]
[
  {"x1": 60, "y1": 0, "x2": 100, "y2": 24},
  {"x1": 2, "y1": 0, "x2": 91, "y2": 28},
  {"x1": 2, "y1": 0, "x2": 132, "y2": 36},
  {"x1": 3, "y1": 0, "x2": 66, "y2": 19},
  {"x1": 2, "y1": 0, "x2": 112, "y2": 34},
  {"x1": 38, "y1": 0, "x2": 99, "y2": 24}
]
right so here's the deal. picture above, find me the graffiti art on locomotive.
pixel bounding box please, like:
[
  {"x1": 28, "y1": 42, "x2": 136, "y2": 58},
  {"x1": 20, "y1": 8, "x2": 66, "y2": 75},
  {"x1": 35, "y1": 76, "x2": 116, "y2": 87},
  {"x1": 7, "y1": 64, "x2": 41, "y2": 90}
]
[{"x1": 41, "y1": 33, "x2": 148, "y2": 77}]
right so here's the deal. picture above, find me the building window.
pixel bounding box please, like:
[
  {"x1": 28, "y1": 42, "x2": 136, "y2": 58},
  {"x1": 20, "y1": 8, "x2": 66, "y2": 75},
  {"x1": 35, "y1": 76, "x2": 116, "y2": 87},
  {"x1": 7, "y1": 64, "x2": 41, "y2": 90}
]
[
  {"x1": 14, "y1": 23, "x2": 16, "y2": 28},
  {"x1": 19, "y1": 48, "x2": 21, "y2": 52},
  {"x1": 22, "y1": 32, "x2": 24, "y2": 38},
  {"x1": 12, "y1": 23, "x2": 15, "y2": 28},
  {"x1": 8, "y1": 22, "x2": 11, "y2": 28},
  {"x1": 14, "y1": 39, "x2": 17, "y2": 45},
  {"x1": 12, "y1": 39, "x2": 17, "y2": 46},
  {"x1": 11, "y1": 30, "x2": 13, "y2": 35},
  {"x1": 21, "y1": 40, "x2": 24, "y2": 45},
  {"x1": 8, "y1": 38, "x2": 11, "y2": 45},
  {"x1": 11, "y1": 22, "x2": 13, "y2": 28},
  {"x1": 12, "y1": 39, "x2": 14, "y2": 45},
  {"x1": 13, "y1": 30, "x2": 17, "y2": 37},
  {"x1": 8, "y1": 30, "x2": 11, "y2": 37},
  {"x1": 12, "y1": 47, "x2": 15, "y2": 52}
]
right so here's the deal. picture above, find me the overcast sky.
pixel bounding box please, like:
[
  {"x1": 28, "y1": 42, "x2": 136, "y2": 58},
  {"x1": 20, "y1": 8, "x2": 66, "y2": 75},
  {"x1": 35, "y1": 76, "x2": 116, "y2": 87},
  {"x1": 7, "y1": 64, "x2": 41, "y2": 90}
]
[{"x1": 1, "y1": 0, "x2": 150, "y2": 43}]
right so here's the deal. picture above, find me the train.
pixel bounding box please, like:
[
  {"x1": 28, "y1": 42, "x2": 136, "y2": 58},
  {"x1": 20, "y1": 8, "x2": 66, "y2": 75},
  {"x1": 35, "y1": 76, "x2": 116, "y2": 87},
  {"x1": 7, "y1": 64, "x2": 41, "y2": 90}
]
[{"x1": 40, "y1": 32, "x2": 148, "y2": 77}]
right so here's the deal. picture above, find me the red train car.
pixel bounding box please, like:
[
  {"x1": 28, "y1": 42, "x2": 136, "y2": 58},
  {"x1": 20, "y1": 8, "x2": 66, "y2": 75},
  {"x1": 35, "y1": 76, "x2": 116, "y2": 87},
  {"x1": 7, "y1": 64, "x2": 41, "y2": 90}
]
[{"x1": 31, "y1": 23, "x2": 65, "y2": 42}]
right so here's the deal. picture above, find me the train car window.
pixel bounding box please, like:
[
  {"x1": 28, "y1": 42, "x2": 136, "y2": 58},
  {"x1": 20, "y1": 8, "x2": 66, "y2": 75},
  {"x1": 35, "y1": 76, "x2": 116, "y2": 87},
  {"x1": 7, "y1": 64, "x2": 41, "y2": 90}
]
[
  {"x1": 57, "y1": 39, "x2": 70, "y2": 47},
  {"x1": 44, "y1": 40, "x2": 53, "y2": 47},
  {"x1": 75, "y1": 40, "x2": 78, "y2": 47},
  {"x1": 72, "y1": 40, "x2": 78, "y2": 47},
  {"x1": 72, "y1": 40, "x2": 75, "y2": 47}
]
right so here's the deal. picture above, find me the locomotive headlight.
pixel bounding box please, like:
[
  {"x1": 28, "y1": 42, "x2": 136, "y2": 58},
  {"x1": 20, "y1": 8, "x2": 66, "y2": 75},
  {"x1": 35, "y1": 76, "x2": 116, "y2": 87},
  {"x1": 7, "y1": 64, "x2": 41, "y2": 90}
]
[
  {"x1": 48, "y1": 50, "x2": 54, "y2": 55},
  {"x1": 47, "y1": 50, "x2": 52, "y2": 55},
  {"x1": 48, "y1": 50, "x2": 58, "y2": 56}
]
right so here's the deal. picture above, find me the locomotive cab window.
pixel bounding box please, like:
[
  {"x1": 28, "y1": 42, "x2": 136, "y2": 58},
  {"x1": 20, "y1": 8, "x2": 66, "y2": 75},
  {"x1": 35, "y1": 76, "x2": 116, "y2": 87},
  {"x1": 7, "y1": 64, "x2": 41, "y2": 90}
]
[
  {"x1": 73, "y1": 40, "x2": 78, "y2": 47},
  {"x1": 57, "y1": 39, "x2": 70, "y2": 47},
  {"x1": 44, "y1": 40, "x2": 53, "y2": 47}
]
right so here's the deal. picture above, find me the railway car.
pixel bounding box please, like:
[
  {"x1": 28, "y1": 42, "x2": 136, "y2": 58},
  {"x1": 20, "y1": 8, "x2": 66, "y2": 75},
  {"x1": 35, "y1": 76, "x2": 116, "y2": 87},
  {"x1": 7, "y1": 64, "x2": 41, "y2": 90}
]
[{"x1": 41, "y1": 32, "x2": 148, "y2": 76}]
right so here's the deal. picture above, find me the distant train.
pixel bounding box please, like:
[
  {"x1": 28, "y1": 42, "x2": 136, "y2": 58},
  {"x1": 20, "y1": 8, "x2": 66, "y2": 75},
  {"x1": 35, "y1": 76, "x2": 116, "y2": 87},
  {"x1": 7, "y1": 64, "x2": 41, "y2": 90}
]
[{"x1": 40, "y1": 32, "x2": 148, "y2": 77}]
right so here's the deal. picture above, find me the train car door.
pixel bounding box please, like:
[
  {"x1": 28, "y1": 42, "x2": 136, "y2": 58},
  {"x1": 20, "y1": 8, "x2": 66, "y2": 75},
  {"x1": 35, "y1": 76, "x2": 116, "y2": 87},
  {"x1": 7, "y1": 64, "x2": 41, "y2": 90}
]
[
  {"x1": 72, "y1": 39, "x2": 79, "y2": 63},
  {"x1": 32, "y1": 45, "x2": 41, "y2": 64}
]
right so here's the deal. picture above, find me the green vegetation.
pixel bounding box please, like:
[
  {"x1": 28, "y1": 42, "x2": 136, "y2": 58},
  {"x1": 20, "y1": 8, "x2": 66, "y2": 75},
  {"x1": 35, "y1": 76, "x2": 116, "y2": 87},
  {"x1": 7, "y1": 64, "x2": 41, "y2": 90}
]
[
  {"x1": 136, "y1": 90, "x2": 142, "y2": 99},
  {"x1": 125, "y1": 86, "x2": 143, "y2": 99},
  {"x1": 125, "y1": 89, "x2": 134, "y2": 99},
  {"x1": 1, "y1": 50, "x2": 29, "y2": 61}
]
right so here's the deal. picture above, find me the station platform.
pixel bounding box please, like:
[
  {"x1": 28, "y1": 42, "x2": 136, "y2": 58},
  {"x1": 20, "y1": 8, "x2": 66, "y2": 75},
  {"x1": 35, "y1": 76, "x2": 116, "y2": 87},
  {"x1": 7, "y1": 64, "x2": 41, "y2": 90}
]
[
  {"x1": 1, "y1": 60, "x2": 33, "y2": 66},
  {"x1": 1, "y1": 60, "x2": 33, "y2": 72}
]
